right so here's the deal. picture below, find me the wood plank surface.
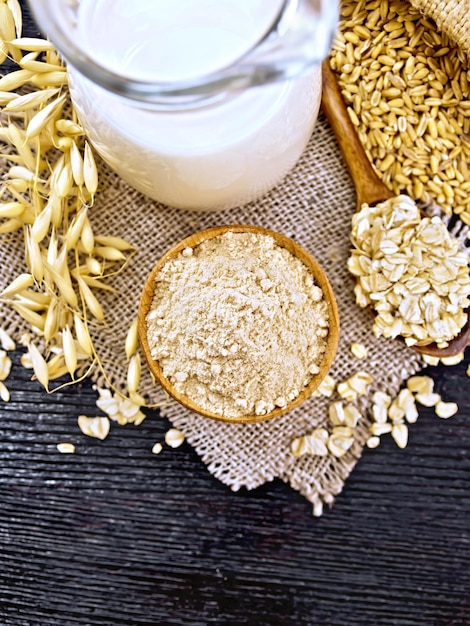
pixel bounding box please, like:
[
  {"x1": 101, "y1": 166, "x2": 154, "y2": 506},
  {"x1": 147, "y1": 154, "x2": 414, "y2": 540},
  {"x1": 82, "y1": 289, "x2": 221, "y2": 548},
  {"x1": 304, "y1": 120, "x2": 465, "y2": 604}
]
[{"x1": 0, "y1": 4, "x2": 469, "y2": 625}]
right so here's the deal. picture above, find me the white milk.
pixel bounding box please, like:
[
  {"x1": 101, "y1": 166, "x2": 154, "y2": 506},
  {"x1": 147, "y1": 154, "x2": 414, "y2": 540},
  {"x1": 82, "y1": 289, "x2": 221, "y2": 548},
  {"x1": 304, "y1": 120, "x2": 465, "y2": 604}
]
[{"x1": 69, "y1": 0, "x2": 322, "y2": 210}]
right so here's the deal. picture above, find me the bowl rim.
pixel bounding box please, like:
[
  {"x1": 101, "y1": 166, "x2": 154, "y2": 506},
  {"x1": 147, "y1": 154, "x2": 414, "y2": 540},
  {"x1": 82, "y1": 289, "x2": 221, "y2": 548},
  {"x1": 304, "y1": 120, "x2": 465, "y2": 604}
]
[{"x1": 138, "y1": 224, "x2": 340, "y2": 424}]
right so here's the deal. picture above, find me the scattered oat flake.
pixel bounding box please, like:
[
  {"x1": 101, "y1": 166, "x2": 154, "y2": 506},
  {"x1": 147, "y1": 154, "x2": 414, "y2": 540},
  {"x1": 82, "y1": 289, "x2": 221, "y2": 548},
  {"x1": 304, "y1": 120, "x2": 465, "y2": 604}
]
[
  {"x1": 57, "y1": 442, "x2": 75, "y2": 454},
  {"x1": 328, "y1": 401, "x2": 345, "y2": 426},
  {"x1": 327, "y1": 434, "x2": 354, "y2": 458},
  {"x1": 366, "y1": 436, "x2": 380, "y2": 449},
  {"x1": 422, "y1": 355, "x2": 440, "y2": 366},
  {"x1": 391, "y1": 423, "x2": 409, "y2": 449},
  {"x1": 435, "y1": 401, "x2": 458, "y2": 419},
  {"x1": 343, "y1": 404, "x2": 361, "y2": 427},
  {"x1": 405, "y1": 402, "x2": 419, "y2": 424},
  {"x1": 407, "y1": 375, "x2": 434, "y2": 395},
  {"x1": 337, "y1": 381, "x2": 357, "y2": 402},
  {"x1": 369, "y1": 422, "x2": 392, "y2": 436},
  {"x1": 372, "y1": 403, "x2": 388, "y2": 424},
  {"x1": 291, "y1": 428, "x2": 329, "y2": 457},
  {"x1": 315, "y1": 374, "x2": 336, "y2": 397},
  {"x1": 151, "y1": 442, "x2": 163, "y2": 455},
  {"x1": 0, "y1": 381, "x2": 10, "y2": 402},
  {"x1": 165, "y1": 428, "x2": 185, "y2": 448},
  {"x1": 350, "y1": 342, "x2": 368, "y2": 359},
  {"x1": 77, "y1": 415, "x2": 110, "y2": 440},
  {"x1": 304, "y1": 433, "x2": 329, "y2": 456},
  {"x1": 291, "y1": 435, "x2": 308, "y2": 458},
  {"x1": 440, "y1": 352, "x2": 465, "y2": 366},
  {"x1": 338, "y1": 371, "x2": 373, "y2": 402},
  {"x1": 20, "y1": 352, "x2": 33, "y2": 369},
  {"x1": 372, "y1": 391, "x2": 392, "y2": 407},
  {"x1": 397, "y1": 388, "x2": 414, "y2": 411},
  {"x1": 415, "y1": 392, "x2": 441, "y2": 408},
  {"x1": 388, "y1": 401, "x2": 405, "y2": 423},
  {"x1": 0, "y1": 351, "x2": 12, "y2": 381},
  {"x1": 94, "y1": 386, "x2": 145, "y2": 425}
]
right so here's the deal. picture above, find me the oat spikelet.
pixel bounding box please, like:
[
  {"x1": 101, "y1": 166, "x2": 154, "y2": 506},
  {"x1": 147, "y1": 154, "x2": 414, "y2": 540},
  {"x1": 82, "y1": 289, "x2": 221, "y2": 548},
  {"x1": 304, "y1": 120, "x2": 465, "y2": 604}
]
[
  {"x1": 5, "y1": 88, "x2": 59, "y2": 113},
  {"x1": 80, "y1": 215, "x2": 94, "y2": 254},
  {"x1": 0, "y1": 274, "x2": 34, "y2": 298},
  {"x1": 46, "y1": 352, "x2": 66, "y2": 379},
  {"x1": 31, "y1": 201, "x2": 52, "y2": 243},
  {"x1": 0, "y1": 69, "x2": 33, "y2": 91},
  {"x1": 70, "y1": 140, "x2": 84, "y2": 187},
  {"x1": 55, "y1": 119, "x2": 83, "y2": 136},
  {"x1": 93, "y1": 246, "x2": 126, "y2": 261},
  {"x1": 73, "y1": 313, "x2": 93, "y2": 357},
  {"x1": 25, "y1": 226, "x2": 44, "y2": 282},
  {"x1": 26, "y1": 94, "x2": 67, "y2": 140},
  {"x1": 0, "y1": 201, "x2": 26, "y2": 218},
  {"x1": 65, "y1": 206, "x2": 88, "y2": 251},
  {"x1": 20, "y1": 56, "x2": 65, "y2": 74},
  {"x1": 127, "y1": 353, "x2": 141, "y2": 395},
  {"x1": 7, "y1": 0, "x2": 22, "y2": 38},
  {"x1": 43, "y1": 261, "x2": 78, "y2": 310},
  {"x1": 56, "y1": 161, "x2": 73, "y2": 198},
  {"x1": 94, "y1": 235, "x2": 134, "y2": 251},
  {"x1": 10, "y1": 37, "x2": 55, "y2": 52},
  {"x1": 28, "y1": 341, "x2": 49, "y2": 390},
  {"x1": 83, "y1": 141, "x2": 98, "y2": 196},
  {"x1": 85, "y1": 256, "x2": 102, "y2": 275},
  {"x1": 43, "y1": 297, "x2": 59, "y2": 342},
  {"x1": 30, "y1": 71, "x2": 67, "y2": 88},
  {"x1": 76, "y1": 274, "x2": 104, "y2": 321},
  {"x1": 125, "y1": 317, "x2": 139, "y2": 360},
  {"x1": 0, "y1": 328, "x2": 16, "y2": 351},
  {"x1": 62, "y1": 324, "x2": 77, "y2": 376},
  {"x1": 0, "y1": 217, "x2": 22, "y2": 234},
  {"x1": 7, "y1": 123, "x2": 37, "y2": 170},
  {"x1": 0, "y1": 11, "x2": 143, "y2": 424},
  {"x1": 0, "y1": 1, "x2": 21, "y2": 62}
]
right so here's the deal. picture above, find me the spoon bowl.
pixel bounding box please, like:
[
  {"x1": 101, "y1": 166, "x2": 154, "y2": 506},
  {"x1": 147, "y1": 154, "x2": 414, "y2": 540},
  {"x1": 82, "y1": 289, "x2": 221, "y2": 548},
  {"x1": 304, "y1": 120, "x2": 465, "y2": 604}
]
[{"x1": 321, "y1": 60, "x2": 470, "y2": 358}]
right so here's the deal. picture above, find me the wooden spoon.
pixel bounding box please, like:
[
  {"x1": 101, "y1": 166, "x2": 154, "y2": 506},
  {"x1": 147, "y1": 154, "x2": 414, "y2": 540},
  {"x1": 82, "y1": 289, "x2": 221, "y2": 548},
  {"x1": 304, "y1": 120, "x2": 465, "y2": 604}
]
[
  {"x1": 138, "y1": 224, "x2": 340, "y2": 424},
  {"x1": 321, "y1": 60, "x2": 470, "y2": 358}
]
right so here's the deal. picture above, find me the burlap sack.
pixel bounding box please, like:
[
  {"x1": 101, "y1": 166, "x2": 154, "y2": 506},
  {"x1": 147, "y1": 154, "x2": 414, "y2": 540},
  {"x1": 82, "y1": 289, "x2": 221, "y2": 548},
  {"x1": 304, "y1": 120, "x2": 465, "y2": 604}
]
[
  {"x1": 0, "y1": 0, "x2": 465, "y2": 514},
  {"x1": 409, "y1": 0, "x2": 470, "y2": 55}
]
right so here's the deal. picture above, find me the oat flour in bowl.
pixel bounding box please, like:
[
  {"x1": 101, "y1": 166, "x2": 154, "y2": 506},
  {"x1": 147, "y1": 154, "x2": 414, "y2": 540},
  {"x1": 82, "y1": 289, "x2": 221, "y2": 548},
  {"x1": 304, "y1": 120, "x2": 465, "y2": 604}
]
[{"x1": 146, "y1": 230, "x2": 332, "y2": 419}]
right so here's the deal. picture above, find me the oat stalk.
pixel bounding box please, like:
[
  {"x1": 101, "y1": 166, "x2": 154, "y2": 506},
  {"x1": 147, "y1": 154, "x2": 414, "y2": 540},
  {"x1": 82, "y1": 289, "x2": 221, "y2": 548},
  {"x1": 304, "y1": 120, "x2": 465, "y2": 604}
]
[{"x1": 0, "y1": 4, "x2": 155, "y2": 427}]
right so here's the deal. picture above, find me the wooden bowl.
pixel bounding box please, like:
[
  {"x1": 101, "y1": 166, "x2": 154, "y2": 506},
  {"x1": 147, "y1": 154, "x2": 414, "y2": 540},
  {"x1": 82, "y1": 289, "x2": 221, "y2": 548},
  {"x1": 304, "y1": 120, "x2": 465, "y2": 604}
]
[{"x1": 138, "y1": 225, "x2": 340, "y2": 424}]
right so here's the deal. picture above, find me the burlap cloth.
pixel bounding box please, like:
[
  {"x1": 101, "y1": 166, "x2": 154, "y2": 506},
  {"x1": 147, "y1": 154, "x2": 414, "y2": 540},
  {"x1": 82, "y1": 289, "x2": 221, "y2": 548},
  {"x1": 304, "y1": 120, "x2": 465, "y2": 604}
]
[
  {"x1": 0, "y1": 110, "x2": 426, "y2": 513},
  {"x1": 1, "y1": 0, "x2": 466, "y2": 514}
]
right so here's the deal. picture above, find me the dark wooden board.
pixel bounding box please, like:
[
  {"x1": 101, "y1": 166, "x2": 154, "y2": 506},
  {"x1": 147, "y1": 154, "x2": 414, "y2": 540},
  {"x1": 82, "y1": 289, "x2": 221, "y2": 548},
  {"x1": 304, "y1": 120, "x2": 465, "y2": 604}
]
[
  {"x1": 0, "y1": 4, "x2": 469, "y2": 625},
  {"x1": 1, "y1": 349, "x2": 469, "y2": 626}
]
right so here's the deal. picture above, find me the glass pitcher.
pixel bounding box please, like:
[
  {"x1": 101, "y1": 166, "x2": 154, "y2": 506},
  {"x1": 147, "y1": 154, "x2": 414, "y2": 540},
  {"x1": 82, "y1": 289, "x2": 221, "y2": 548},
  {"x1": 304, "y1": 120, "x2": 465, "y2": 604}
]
[{"x1": 29, "y1": 0, "x2": 338, "y2": 211}]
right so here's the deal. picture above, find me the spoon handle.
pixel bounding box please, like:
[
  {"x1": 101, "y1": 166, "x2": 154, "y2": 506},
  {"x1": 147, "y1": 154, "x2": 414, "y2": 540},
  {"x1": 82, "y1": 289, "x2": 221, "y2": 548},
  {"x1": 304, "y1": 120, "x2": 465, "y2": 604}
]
[{"x1": 321, "y1": 60, "x2": 393, "y2": 209}]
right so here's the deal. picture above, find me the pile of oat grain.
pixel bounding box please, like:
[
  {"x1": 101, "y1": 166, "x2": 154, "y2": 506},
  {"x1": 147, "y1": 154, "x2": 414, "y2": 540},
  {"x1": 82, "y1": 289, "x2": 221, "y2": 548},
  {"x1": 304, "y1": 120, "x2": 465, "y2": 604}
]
[{"x1": 332, "y1": 0, "x2": 470, "y2": 222}]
